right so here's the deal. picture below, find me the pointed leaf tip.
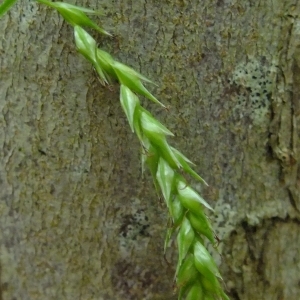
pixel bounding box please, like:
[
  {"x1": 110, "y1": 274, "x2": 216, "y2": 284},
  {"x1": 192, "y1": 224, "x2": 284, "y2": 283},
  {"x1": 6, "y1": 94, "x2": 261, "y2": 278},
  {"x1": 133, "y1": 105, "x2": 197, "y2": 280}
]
[
  {"x1": 74, "y1": 26, "x2": 109, "y2": 84},
  {"x1": 185, "y1": 281, "x2": 204, "y2": 300},
  {"x1": 0, "y1": 0, "x2": 18, "y2": 17},
  {"x1": 193, "y1": 241, "x2": 222, "y2": 283},
  {"x1": 120, "y1": 85, "x2": 140, "y2": 133},
  {"x1": 176, "y1": 254, "x2": 198, "y2": 287},
  {"x1": 177, "y1": 181, "x2": 213, "y2": 212},
  {"x1": 156, "y1": 158, "x2": 175, "y2": 206},
  {"x1": 112, "y1": 62, "x2": 165, "y2": 107},
  {"x1": 177, "y1": 217, "x2": 195, "y2": 269},
  {"x1": 37, "y1": 0, "x2": 112, "y2": 36},
  {"x1": 140, "y1": 110, "x2": 174, "y2": 137}
]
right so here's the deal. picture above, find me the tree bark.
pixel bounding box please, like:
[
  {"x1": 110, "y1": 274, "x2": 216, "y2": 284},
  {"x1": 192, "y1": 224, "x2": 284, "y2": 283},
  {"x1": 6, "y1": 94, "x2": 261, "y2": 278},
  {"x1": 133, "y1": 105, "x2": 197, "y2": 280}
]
[{"x1": 0, "y1": 0, "x2": 299, "y2": 299}]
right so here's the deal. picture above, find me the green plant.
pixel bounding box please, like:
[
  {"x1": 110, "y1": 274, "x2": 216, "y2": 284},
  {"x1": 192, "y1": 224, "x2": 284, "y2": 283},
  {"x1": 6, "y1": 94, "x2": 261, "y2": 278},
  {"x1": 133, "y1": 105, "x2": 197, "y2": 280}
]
[
  {"x1": 0, "y1": 1, "x2": 229, "y2": 299},
  {"x1": 0, "y1": 0, "x2": 17, "y2": 16}
]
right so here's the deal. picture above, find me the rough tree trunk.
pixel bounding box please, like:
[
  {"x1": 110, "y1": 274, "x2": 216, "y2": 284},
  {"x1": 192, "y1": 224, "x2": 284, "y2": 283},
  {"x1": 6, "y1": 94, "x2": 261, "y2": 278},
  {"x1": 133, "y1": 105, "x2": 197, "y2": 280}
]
[{"x1": 0, "y1": 0, "x2": 299, "y2": 299}]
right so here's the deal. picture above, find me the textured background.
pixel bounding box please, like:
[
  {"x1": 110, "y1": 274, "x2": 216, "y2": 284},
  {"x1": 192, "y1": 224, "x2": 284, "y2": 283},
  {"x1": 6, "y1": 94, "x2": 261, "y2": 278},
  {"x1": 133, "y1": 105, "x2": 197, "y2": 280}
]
[{"x1": 0, "y1": 0, "x2": 299, "y2": 299}]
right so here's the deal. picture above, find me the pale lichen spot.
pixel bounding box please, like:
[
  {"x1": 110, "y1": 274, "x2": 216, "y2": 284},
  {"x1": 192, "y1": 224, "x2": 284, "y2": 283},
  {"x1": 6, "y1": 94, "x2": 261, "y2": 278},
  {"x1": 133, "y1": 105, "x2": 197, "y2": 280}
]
[{"x1": 228, "y1": 58, "x2": 275, "y2": 125}]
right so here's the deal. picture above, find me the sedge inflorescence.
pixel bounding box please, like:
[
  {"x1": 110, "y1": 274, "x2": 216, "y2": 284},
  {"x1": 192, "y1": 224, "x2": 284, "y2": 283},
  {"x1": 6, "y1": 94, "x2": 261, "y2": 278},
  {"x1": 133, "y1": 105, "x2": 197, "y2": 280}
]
[{"x1": 0, "y1": 0, "x2": 230, "y2": 298}]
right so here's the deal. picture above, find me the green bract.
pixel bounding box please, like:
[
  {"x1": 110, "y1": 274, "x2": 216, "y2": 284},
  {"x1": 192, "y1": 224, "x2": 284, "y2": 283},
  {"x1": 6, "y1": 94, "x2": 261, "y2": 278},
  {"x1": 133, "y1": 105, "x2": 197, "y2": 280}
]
[
  {"x1": 140, "y1": 110, "x2": 174, "y2": 137},
  {"x1": 120, "y1": 85, "x2": 140, "y2": 133},
  {"x1": 172, "y1": 147, "x2": 208, "y2": 185},
  {"x1": 177, "y1": 217, "x2": 195, "y2": 269},
  {"x1": 36, "y1": 0, "x2": 111, "y2": 36},
  {"x1": 0, "y1": 0, "x2": 18, "y2": 17},
  {"x1": 156, "y1": 158, "x2": 175, "y2": 207},
  {"x1": 74, "y1": 26, "x2": 109, "y2": 84},
  {"x1": 187, "y1": 211, "x2": 215, "y2": 244},
  {"x1": 177, "y1": 254, "x2": 199, "y2": 287},
  {"x1": 194, "y1": 241, "x2": 222, "y2": 286},
  {"x1": 143, "y1": 142, "x2": 159, "y2": 177},
  {"x1": 96, "y1": 49, "x2": 115, "y2": 79},
  {"x1": 185, "y1": 280, "x2": 204, "y2": 300},
  {"x1": 112, "y1": 62, "x2": 165, "y2": 107},
  {"x1": 170, "y1": 196, "x2": 185, "y2": 226},
  {"x1": 177, "y1": 181, "x2": 213, "y2": 212}
]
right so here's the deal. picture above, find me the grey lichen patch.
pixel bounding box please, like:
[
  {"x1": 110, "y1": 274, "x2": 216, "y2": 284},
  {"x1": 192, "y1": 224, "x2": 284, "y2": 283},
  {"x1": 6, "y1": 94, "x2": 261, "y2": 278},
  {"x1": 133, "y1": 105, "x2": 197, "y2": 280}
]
[
  {"x1": 118, "y1": 205, "x2": 150, "y2": 257},
  {"x1": 203, "y1": 194, "x2": 238, "y2": 268},
  {"x1": 228, "y1": 58, "x2": 274, "y2": 125},
  {"x1": 211, "y1": 200, "x2": 238, "y2": 243}
]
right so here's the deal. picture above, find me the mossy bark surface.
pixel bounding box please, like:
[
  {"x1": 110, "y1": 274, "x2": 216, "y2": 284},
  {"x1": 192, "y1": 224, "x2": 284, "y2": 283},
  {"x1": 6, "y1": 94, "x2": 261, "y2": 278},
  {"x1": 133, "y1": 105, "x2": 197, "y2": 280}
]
[{"x1": 0, "y1": 1, "x2": 299, "y2": 299}]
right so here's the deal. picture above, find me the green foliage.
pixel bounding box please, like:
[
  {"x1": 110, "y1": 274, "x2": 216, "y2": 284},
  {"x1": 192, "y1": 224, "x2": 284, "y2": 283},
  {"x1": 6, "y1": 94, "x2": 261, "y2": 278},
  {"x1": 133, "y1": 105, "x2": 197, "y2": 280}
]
[
  {"x1": 37, "y1": 0, "x2": 111, "y2": 36},
  {"x1": 1, "y1": 1, "x2": 230, "y2": 299},
  {"x1": 0, "y1": 0, "x2": 18, "y2": 17}
]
